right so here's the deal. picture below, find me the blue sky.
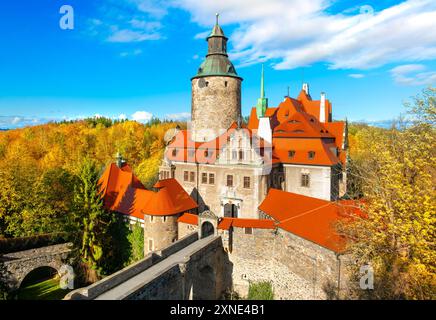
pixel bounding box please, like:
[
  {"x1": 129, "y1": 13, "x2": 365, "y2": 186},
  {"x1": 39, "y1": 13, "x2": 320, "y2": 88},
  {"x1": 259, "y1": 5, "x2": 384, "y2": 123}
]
[{"x1": 0, "y1": 0, "x2": 435, "y2": 128}]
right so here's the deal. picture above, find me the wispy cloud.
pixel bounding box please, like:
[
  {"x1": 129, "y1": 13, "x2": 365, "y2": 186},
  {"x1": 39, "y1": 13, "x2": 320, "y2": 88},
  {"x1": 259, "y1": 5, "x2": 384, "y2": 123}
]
[
  {"x1": 171, "y1": 0, "x2": 436, "y2": 71},
  {"x1": 390, "y1": 64, "x2": 436, "y2": 85},
  {"x1": 164, "y1": 112, "x2": 191, "y2": 121},
  {"x1": 349, "y1": 73, "x2": 365, "y2": 79}
]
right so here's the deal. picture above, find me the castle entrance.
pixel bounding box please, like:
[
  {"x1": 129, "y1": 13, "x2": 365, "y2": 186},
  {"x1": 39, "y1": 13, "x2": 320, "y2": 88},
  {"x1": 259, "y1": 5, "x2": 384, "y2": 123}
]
[
  {"x1": 201, "y1": 221, "x2": 215, "y2": 238},
  {"x1": 224, "y1": 203, "x2": 238, "y2": 218}
]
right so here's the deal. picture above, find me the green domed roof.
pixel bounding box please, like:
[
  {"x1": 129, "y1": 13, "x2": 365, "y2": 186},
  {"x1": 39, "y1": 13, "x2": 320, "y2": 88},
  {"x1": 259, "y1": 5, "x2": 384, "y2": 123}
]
[{"x1": 192, "y1": 14, "x2": 242, "y2": 80}]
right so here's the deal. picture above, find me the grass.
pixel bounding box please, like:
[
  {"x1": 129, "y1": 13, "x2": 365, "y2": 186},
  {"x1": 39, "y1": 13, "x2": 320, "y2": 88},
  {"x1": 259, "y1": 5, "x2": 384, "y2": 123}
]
[
  {"x1": 247, "y1": 281, "x2": 274, "y2": 300},
  {"x1": 16, "y1": 276, "x2": 71, "y2": 300}
]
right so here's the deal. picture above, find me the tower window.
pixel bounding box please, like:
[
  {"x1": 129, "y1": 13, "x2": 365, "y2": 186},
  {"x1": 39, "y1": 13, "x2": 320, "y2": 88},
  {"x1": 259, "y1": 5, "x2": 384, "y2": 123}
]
[
  {"x1": 308, "y1": 151, "x2": 315, "y2": 159},
  {"x1": 245, "y1": 228, "x2": 253, "y2": 235},
  {"x1": 190, "y1": 171, "x2": 195, "y2": 182},
  {"x1": 209, "y1": 173, "x2": 215, "y2": 185},
  {"x1": 183, "y1": 171, "x2": 189, "y2": 181},
  {"x1": 288, "y1": 150, "x2": 295, "y2": 158},
  {"x1": 301, "y1": 174, "x2": 310, "y2": 187},
  {"x1": 148, "y1": 239, "x2": 154, "y2": 252},
  {"x1": 205, "y1": 81, "x2": 209, "y2": 87},
  {"x1": 227, "y1": 175, "x2": 233, "y2": 187},
  {"x1": 224, "y1": 81, "x2": 228, "y2": 87},
  {"x1": 202, "y1": 172, "x2": 208, "y2": 184},
  {"x1": 244, "y1": 176, "x2": 250, "y2": 189}
]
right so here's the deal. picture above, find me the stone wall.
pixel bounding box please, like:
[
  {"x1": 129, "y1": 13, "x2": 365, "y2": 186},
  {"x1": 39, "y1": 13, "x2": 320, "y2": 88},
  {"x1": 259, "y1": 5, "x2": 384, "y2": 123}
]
[
  {"x1": 191, "y1": 76, "x2": 241, "y2": 142},
  {"x1": 225, "y1": 227, "x2": 344, "y2": 299}
]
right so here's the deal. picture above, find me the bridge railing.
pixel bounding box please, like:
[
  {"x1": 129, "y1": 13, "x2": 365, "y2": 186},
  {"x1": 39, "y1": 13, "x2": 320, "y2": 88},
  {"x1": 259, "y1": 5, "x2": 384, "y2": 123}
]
[{"x1": 64, "y1": 232, "x2": 199, "y2": 300}]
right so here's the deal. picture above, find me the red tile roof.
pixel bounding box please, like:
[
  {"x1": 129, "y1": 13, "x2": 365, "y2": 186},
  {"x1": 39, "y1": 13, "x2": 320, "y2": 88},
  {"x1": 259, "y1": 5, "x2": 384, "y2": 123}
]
[
  {"x1": 177, "y1": 213, "x2": 275, "y2": 230},
  {"x1": 99, "y1": 163, "x2": 198, "y2": 219},
  {"x1": 259, "y1": 188, "x2": 357, "y2": 252}
]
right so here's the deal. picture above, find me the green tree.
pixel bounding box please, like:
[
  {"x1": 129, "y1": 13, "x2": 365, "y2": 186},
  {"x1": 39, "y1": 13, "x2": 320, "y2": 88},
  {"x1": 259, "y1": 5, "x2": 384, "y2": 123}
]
[
  {"x1": 71, "y1": 159, "x2": 114, "y2": 282},
  {"x1": 127, "y1": 222, "x2": 144, "y2": 265}
]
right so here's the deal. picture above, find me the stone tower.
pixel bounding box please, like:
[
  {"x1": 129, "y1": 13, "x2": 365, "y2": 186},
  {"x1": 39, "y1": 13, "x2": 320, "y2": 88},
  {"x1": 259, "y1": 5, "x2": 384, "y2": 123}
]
[{"x1": 191, "y1": 14, "x2": 243, "y2": 142}]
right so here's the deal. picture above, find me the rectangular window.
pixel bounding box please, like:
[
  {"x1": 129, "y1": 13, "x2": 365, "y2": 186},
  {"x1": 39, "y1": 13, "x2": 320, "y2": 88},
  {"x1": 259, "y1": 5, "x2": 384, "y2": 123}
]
[
  {"x1": 202, "y1": 172, "x2": 208, "y2": 184},
  {"x1": 209, "y1": 173, "x2": 215, "y2": 185},
  {"x1": 301, "y1": 173, "x2": 310, "y2": 187},
  {"x1": 148, "y1": 239, "x2": 154, "y2": 252},
  {"x1": 183, "y1": 171, "x2": 189, "y2": 181},
  {"x1": 163, "y1": 216, "x2": 167, "y2": 222},
  {"x1": 190, "y1": 171, "x2": 195, "y2": 182},
  {"x1": 227, "y1": 175, "x2": 233, "y2": 187},
  {"x1": 232, "y1": 150, "x2": 237, "y2": 160},
  {"x1": 188, "y1": 150, "x2": 195, "y2": 158},
  {"x1": 172, "y1": 149, "x2": 178, "y2": 157},
  {"x1": 150, "y1": 216, "x2": 154, "y2": 223},
  {"x1": 239, "y1": 150, "x2": 244, "y2": 160},
  {"x1": 260, "y1": 148, "x2": 264, "y2": 157},
  {"x1": 308, "y1": 151, "x2": 315, "y2": 159},
  {"x1": 245, "y1": 227, "x2": 253, "y2": 235},
  {"x1": 288, "y1": 150, "x2": 295, "y2": 158},
  {"x1": 243, "y1": 176, "x2": 250, "y2": 189}
]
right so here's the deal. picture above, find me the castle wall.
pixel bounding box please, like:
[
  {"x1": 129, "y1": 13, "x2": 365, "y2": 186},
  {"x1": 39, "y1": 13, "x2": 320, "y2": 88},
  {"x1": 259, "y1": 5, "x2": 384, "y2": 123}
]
[
  {"x1": 283, "y1": 164, "x2": 333, "y2": 201},
  {"x1": 225, "y1": 227, "x2": 345, "y2": 299},
  {"x1": 191, "y1": 76, "x2": 241, "y2": 142}
]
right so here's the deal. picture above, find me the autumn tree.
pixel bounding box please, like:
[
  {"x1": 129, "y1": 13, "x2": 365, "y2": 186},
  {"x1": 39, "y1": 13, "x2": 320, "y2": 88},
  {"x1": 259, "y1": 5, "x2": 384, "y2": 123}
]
[{"x1": 342, "y1": 87, "x2": 436, "y2": 299}]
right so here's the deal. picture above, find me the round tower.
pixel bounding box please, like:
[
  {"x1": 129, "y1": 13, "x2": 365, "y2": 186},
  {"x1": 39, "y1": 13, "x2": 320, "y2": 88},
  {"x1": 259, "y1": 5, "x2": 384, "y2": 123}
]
[
  {"x1": 191, "y1": 14, "x2": 243, "y2": 142},
  {"x1": 143, "y1": 214, "x2": 179, "y2": 255}
]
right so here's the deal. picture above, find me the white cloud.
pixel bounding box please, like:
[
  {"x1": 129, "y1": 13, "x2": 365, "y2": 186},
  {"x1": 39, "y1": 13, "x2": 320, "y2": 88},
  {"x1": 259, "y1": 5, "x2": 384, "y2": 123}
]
[
  {"x1": 132, "y1": 111, "x2": 153, "y2": 123},
  {"x1": 165, "y1": 112, "x2": 191, "y2": 121},
  {"x1": 390, "y1": 64, "x2": 436, "y2": 85},
  {"x1": 171, "y1": 0, "x2": 436, "y2": 70},
  {"x1": 11, "y1": 117, "x2": 21, "y2": 124},
  {"x1": 107, "y1": 29, "x2": 161, "y2": 42},
  {"x1": 118, "y1": 114, "x2": 128, "y2": 120},
  {"x1": 349, "y1": 74, "x2": 365, "y2": 79},
  {"x1": 120, "y1": 49, "x2": 143, "y2": 57}
]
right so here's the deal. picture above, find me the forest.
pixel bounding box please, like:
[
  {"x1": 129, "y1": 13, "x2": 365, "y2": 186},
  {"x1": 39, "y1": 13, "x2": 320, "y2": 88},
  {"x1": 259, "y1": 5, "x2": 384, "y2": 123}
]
[{"x1": 0, "y1": 88, "x2": 434, "y2": 299}]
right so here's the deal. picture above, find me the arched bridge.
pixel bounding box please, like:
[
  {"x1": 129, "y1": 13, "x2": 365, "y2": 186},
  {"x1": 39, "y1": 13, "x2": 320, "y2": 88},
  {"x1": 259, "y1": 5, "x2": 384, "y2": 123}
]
[{"x1": 0, "y1": 243, "x2": 73, "y2": 290}]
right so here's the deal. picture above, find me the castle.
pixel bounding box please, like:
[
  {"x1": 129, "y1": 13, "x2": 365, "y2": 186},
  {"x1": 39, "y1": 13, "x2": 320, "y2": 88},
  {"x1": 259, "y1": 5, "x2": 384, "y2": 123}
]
[{"x1": 98, "y1": 16, "x2": 356, "y2": 299}]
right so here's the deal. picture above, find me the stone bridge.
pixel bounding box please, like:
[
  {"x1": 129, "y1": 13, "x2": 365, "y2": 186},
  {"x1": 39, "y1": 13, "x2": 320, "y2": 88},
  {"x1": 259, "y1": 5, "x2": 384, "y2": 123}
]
[
  {"x1": 65, "y1": 233, "x2": 232, "y2": 300},
  {"x1": 0, "y1": 243, "x2": 73, "y2": 290}
]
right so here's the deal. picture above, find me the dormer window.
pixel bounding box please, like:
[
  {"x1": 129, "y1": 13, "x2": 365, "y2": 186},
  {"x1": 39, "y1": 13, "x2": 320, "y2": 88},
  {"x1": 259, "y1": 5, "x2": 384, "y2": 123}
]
[
  {"x1": 308, "y1": 151, "x2": 315, "y2": 159},
  {"x1": 288, "y1": 150, "x2": 295, "y2": 158}
]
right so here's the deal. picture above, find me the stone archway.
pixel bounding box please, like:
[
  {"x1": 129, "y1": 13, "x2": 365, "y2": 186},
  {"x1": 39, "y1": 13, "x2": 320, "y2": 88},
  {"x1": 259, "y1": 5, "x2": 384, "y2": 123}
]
[
  {"x1": 201, "y1": 222, "x2": 214, "y2": 238},
  {"x1": 19, "y1": 266, "x2": 59, "y2": 289},
  {"x1": 224, "y1": 203, "x2": 238, "y2": 218}
]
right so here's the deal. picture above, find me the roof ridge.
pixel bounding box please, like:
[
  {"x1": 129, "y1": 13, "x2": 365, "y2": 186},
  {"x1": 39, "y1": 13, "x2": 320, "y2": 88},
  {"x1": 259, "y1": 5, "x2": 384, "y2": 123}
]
[{"x1": 278, "y1": 202, "x2": 333, "y2": 224}]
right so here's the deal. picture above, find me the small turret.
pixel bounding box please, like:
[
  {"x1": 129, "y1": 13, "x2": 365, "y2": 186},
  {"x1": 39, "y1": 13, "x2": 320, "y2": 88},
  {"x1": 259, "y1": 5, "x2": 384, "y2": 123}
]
[{"x1": 115, "y1": 152, "x2": 125, "y2": 168}]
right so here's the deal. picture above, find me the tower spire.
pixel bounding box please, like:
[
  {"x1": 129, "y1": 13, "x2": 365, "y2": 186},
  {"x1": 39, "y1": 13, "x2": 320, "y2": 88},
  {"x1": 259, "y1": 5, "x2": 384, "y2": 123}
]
[
  {"x1": 260, "y1": 63, "x2": 265, "y2": 99},
  {"x1": 256, "y1": 64, "x2": 268, "y2": 119},
  {"x1": 216, "y1": 13, "x2": 219, "y2": 25}
]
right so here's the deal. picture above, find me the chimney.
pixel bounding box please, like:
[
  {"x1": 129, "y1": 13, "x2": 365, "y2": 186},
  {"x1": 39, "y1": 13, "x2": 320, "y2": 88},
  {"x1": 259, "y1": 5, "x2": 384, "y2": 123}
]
[
  {"x1": 320, "y1": 92, "x2": 326, "y2": 123},
  {"x1": 302, "y1": 83, "x2": 309, "y2": 95}
]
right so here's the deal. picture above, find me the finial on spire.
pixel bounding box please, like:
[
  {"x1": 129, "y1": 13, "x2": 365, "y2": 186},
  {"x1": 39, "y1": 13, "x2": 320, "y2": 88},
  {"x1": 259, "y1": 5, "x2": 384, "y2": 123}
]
[
  {"x1": 256, "y1": 64, "x2": 268, "y2": 119},
  {"x1": 216, "y1": 13, "x2": 219, "y2": 25}
]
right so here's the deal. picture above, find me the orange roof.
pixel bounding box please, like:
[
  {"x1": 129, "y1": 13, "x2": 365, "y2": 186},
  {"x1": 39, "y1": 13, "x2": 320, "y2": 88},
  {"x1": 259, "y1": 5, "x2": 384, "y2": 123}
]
[
  {"x1": 99, "y1": 163, "x2": 198, "y2": 218},
  {"x1": 273, "y1": 138, "x2": 339, "y2": 166},
  {"x1": 259, "y1": 189, "x2": 357, "y2": 252},
  {"x1": 177, "y1": 213, "x2": 275, "y2": 230}
]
